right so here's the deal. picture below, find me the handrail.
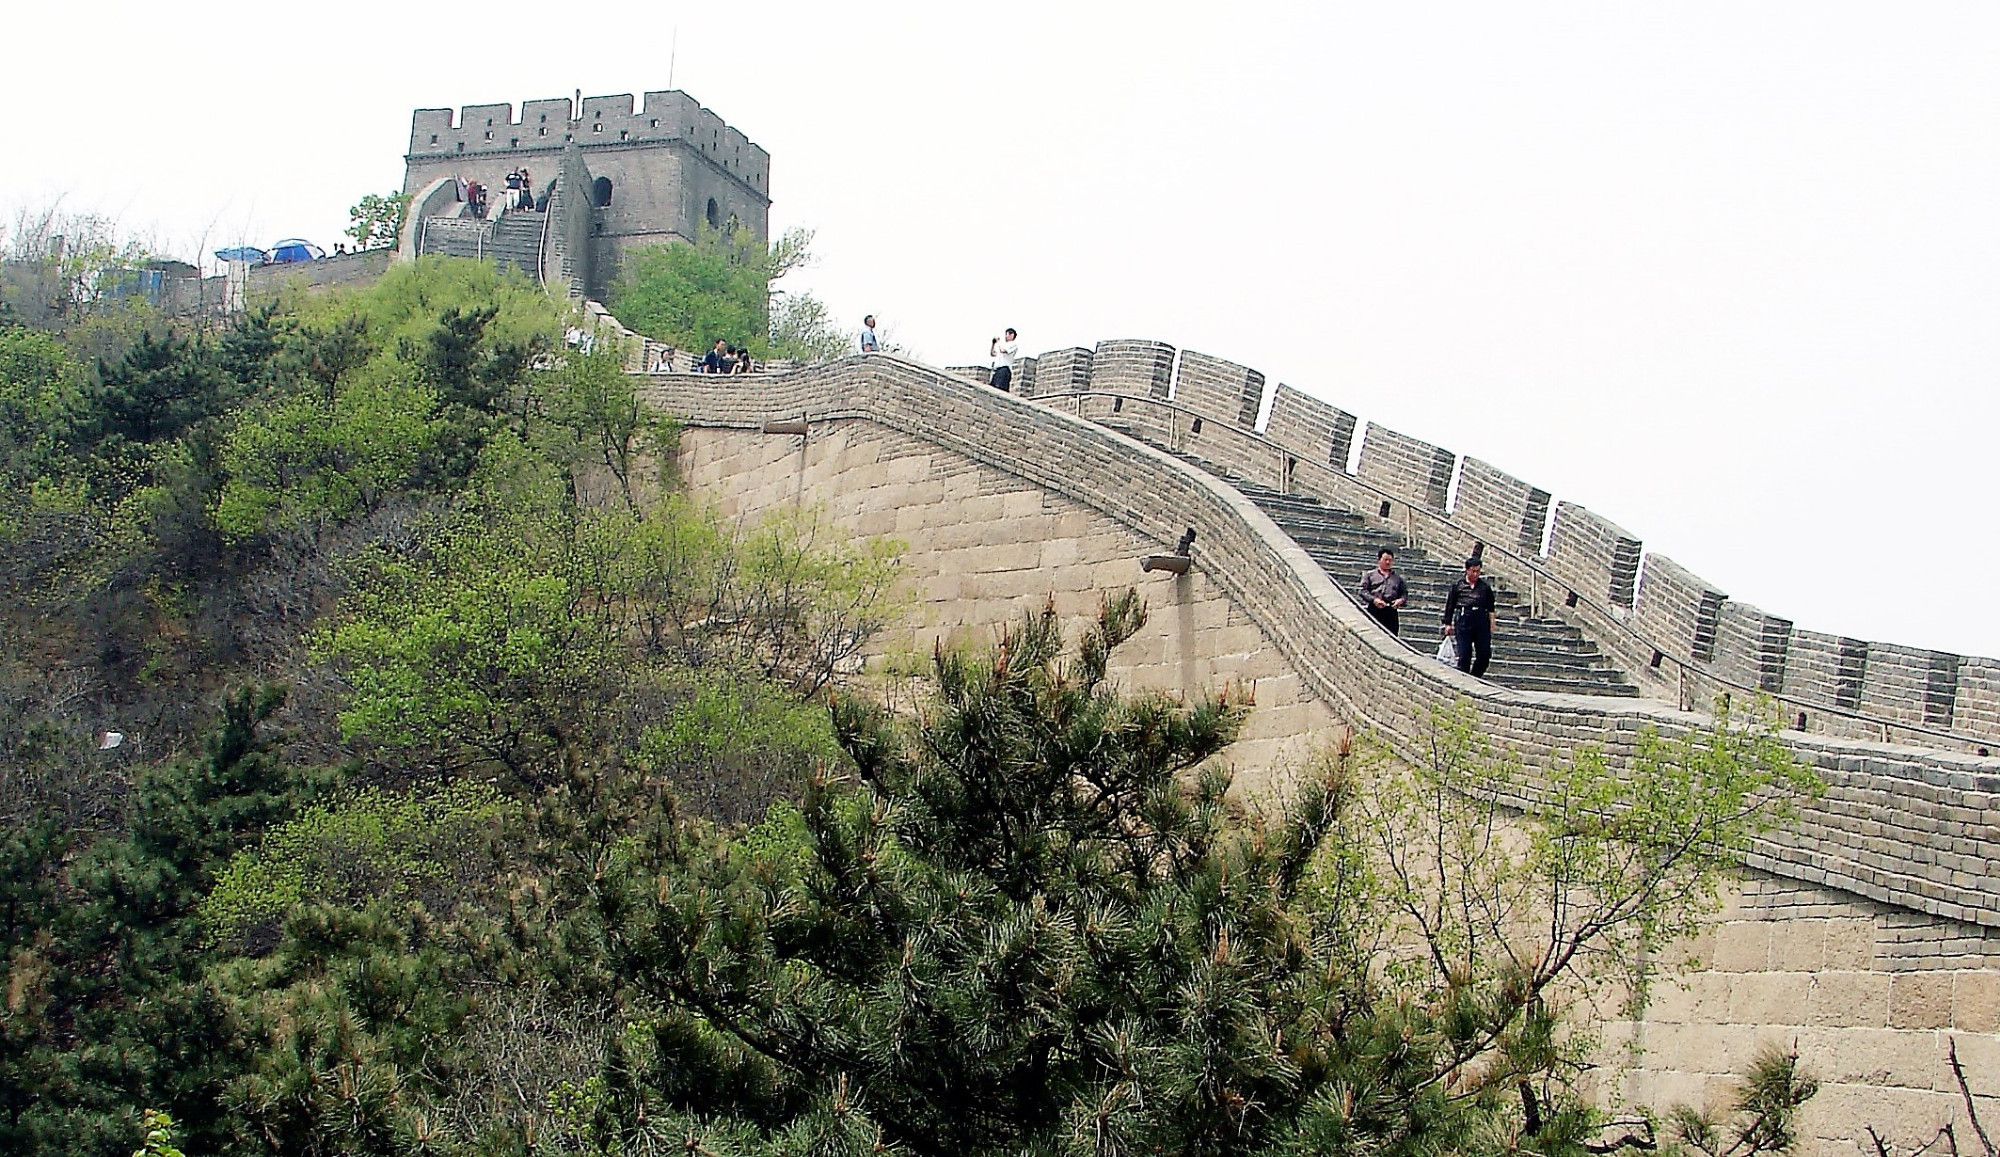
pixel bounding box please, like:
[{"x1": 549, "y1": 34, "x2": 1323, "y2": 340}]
[
  {"x1": 535, "y1": 199, "x2": 553, "y2": 286},
  {"x1": 1061, "y1": 388, "x2": 1992, "y2": 752}
]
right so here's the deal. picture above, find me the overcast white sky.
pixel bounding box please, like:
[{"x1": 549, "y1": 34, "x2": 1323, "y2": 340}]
[{"x1": 7, "y1": 1, "x2": 1997, "y2": 658}]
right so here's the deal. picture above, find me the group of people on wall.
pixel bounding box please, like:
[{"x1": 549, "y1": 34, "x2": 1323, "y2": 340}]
[
  {"x1": 458, "y1": 169, "x2": 539, "y2": 220},
  {"x1": 1361, "y1": 548, "x2": 1495, "y2": 677},
  {"x1": 698, "y1": 338, "x2": 756, "y2": 374}
]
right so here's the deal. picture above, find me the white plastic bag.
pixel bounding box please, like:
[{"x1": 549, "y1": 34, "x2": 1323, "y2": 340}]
[{"x1": 1435, "y1": 635, "x2": 1456, "y2": 665}]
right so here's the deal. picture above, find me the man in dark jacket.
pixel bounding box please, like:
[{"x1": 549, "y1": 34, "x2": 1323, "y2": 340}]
[
  {"x1": 1359, "y1": 548, "x2": 1407, "y2": 635},
  {"x1": 1441, "y1": 557, "x2": 1496, "y2": 677}
]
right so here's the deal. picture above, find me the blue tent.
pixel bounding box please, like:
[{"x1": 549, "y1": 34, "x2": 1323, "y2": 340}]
[
  {"x1": 213, "y1": 246, "x2": 267, "y2": 265},
  {"x1": 267, "y1": 239, "x2": 324, "y2": 265}
]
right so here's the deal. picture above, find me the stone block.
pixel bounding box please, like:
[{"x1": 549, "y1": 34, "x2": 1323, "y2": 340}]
[
  {"x1": 1726, "y1": 972, "x2": 1812, "y2": 1025},
  {"x1": 1711, "y1": 922, "x2": 1772, "y2": 972},
  {"x1": 1801, "y1": 1084, "x2": 1955, "y2": 1154},
  {"x1": 1807, "y1": 972, "x2": 1890, "y2": 1028},
  {"x1": 1824, "y1": 920, "x2": 1877, "y2": 970},
  {"x1": 1888, "y1": 973, "x2": 1955, "y2": 1029},
  {"x1": 1952, "y1": 970, "x2": 2000, "y2": 1032},
  {"x1": 1771, "y1": 919, "x2": 1829, "y2": 972},
  {"x1": 1795, "y1": 1026, "x2": 1939, "y2": 1089}
]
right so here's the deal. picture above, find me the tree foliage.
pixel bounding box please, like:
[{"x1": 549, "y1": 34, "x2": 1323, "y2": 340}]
[
  {"x1": 610, "y1": 225, "x2": 847, "y2": 362},
  {"x1": 344, "y1": 192, "x2": 412, "y2": 252},
  {"x1": 553, "y1": 598, "x2": 1822, "y2": 1157}
]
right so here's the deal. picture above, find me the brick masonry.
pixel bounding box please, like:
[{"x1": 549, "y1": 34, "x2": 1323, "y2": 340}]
[
  {"x1": 1356, "y1": 422, "x2": 1456, "y2": 514},
  {"x1": 1089, "y1": 339, "x2": 1176, "y2": 399}
]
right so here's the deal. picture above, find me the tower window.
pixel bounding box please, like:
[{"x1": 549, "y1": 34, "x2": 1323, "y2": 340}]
[
  {"x1": 593, "y1": 177, "x2": 613, "y2": 207},
  {"x1": 706, "y1": 198, "x2": 720, "y2": 229},
  {"x1": 429, "y1": 134, "x2": 438, "y2": 144}
]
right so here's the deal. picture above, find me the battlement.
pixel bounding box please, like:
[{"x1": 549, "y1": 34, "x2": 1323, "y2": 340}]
[{"x1": 407, "y1": 90, "x2": 770, "y2": 197}]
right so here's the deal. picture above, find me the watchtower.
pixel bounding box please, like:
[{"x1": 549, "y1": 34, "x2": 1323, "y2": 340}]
[{"x1": 403, "y1": 90, "x2": 770, "y2": 298}]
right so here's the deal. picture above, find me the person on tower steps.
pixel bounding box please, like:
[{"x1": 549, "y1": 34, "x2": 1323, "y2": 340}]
[
  {"x1": 1360, "y1": 548, "x2": 1407, "y2": 636},
  {"x1": 1442, "y1": 554, "x2": 1496, "y2": 677}
]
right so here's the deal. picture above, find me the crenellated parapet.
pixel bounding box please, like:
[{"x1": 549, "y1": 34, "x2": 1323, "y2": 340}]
[
  {"x1": 407, "y1": 90, "x2": 769, "y2": 196},
  {"x1": 932, "y1": 336, "x2": 2000, "y2": 755}
]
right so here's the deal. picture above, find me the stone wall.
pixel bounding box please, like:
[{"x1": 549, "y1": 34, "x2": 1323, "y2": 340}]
[
  {"x1": 1610, "y1": 872, "x2": 2000, "y2": 1157},
  {"x1": 243, "y1": 248, "x2": 393, "y2": 296},
  {"x1": 670, "y1": 420, "x2": 1342, "y2": 789},
  {"x1": 639, "y1": 356, "x2": 2000, "y2": 1154}
]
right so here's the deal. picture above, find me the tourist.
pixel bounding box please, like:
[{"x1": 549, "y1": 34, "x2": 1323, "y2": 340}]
[
  {"x1": 701, "y1": 338, "x2": 729, "y2": 374},
  {"x1": 989, "y1": 327, "x2": 1019, "y2": 392},
  {"x1": 518, "y1": 168, "x2": 534, "y2": 210},
  {"x1": 732, "y1": 346, "x2": 752, "y2": 374},
  {"x1": 1360, "y1": 548, "x2": 1407, "y2": 636},
  {"x1": 1441, "y1": 556, "x2": 1497, "y2": 677},
  {"x1": 860, "y1": 315, "x2": 880, "y2": 354}
]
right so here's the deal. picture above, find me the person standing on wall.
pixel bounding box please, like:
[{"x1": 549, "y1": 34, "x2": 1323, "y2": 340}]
[
  {"x1": 702, "y1": 338, "x2": 729, "y2": 374},
  {"x1": 860, "y1": 315, "x2": 881, "y2": 354},
  {"x1": 1360, "y1": 548, "x2": 1407, "y2": 636},
  {"x1": 989, "y1": 327, "x2": 1019, "y2": 392},
  {"x1": 1441, "y1": 556, "x2": 1497, "y2": 677}
]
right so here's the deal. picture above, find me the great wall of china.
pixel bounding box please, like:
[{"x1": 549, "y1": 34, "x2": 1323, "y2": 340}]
[{"x1": 632, "y1": 347, "x2": 1998, "y2": 1157}]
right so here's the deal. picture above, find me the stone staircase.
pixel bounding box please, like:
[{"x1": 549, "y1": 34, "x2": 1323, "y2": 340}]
[
  {"x1": 416, "y1": 211, "x2": 545, "y2": 281},
  {"x1": 1122, "y1": 436, "x2": 1639, "y2": 697},
  {"x1": 1230, "y1": 478, "x2": 1637, "y2": 696}
]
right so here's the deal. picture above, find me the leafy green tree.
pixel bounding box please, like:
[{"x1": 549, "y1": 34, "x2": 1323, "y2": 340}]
[
  {"x1": 610, "y1": 225, "x2": 845, "y2": 361},
  {"x1": 198, "y1": 783, "x2": 508, "y2": 950},
  {"x1": 769, "y1": 287, "x2": 851, "y2": 364},
  {"x1": 211, "y1": 362, "x2": 445, "y2": 540},
  {"x1": 539, "y1": 347, "x2": 678, "y2": 508},
  {"x1": 344, "y1": 192, "x2": 412, "y2": 253}
]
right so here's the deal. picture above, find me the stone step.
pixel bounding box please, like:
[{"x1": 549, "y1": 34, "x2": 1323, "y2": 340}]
[{"x1": 1137, "y1": 445, "x2": 1639, "y2": 698}]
